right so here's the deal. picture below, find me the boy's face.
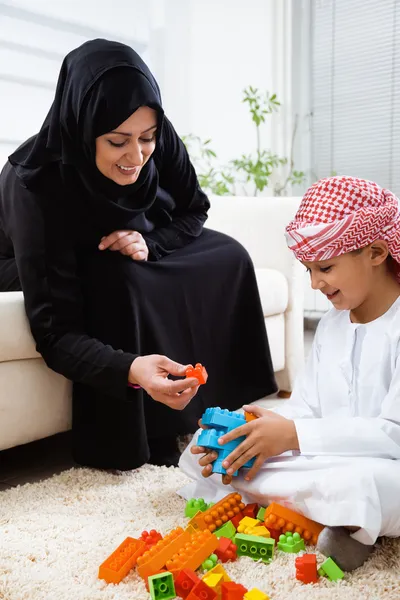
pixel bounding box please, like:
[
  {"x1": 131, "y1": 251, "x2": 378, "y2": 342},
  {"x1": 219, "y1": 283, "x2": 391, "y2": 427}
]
[{"x1": 303, "y1": 248, "x2": 380, "y2": 311}]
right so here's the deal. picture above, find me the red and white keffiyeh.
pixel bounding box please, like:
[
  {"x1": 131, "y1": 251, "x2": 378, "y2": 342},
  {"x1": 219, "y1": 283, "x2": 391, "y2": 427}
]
[{"x1": 286, "y1": 176, "x2": 400, "y2": 278}]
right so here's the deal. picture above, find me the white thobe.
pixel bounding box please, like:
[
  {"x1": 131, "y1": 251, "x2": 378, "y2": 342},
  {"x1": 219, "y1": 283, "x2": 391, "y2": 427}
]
[{"x1": 179, "y1": 297, "x2": 400, "y2": 544}]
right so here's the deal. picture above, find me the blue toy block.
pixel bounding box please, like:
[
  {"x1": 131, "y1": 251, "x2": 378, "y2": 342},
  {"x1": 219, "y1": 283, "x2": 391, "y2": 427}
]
[{"x1": 201, "y1": 407, "x2": 246, "y2": 430}]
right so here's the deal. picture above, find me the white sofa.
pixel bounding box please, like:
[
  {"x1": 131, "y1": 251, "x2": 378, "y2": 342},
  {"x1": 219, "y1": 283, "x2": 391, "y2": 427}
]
[{"x1": 0, "y1": 196, "x2": 304, "y2": 451}]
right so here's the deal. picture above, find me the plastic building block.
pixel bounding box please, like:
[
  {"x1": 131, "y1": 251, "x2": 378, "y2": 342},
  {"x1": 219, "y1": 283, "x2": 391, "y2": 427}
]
[
  {"x1": 140, "y1": 529, "x2": 163, "y2": 550},
  {"x1": 244, "y1": 589, "x2": 270, "y2": 600},
  {"x1": 98, "y1": 537, "x2": 146, "y2": 584},
  {"x1": 203, "y1": 573, "x2": 223, "y2": 596},
  {"x1": 256, "y1": 507, "x2": 266, "y2": 522},
  {"x1": 166, "y1": 529, "x2": 219, "y2": 573},
  {"x1": 244, "y1": 411, "x2": 258, "y2": 422},
  {"x1": 191, "y1": 492, "x2": 245, "y2": 533},
  {"x1": 247, "y1": 526, "x2": 270, "y2": 538},
  {"x1": 215, "y1": 520, "x2": 236, "y2": 539},
  {"x1": 264, "y1": 502, "x2": 323, "y2": 545},
  {"x1": 185, "y1": 498, "x2": 209, "y2": 518},
  {"x1": 174, "y1": 568, "x2": 200, "y2": 599},
  {"x1": 137, "y1": 527, "x2": 191, "y2": 580},
  {"x1": 318, "y1": 557, "x2": 344, "y2": 582},
  {"x1": 148, "y1": 571, "x2": 176, "y2": 600},
  {"x1": 277, "y1": 531, "x2": 305, "y2": 553},
  {"x1": 237, "y1": 516, "x2": 260, "y2": 533},
  {"x1": 202, "y1": 407, "x2": 247, "y2": 430},
  {"x1": 187, "y1": 579, "x2": 217, "y2": 600},
  {"x1": 204, "y1": 564, "x2": 231, "y2": 582},
  {"x1": 186, "y1": 363, "x2": 208, "y2": 385},
  {"x1": 202, "y1": 553, "x2": 218, "y2": 571},
  {"x1": 234, "y1": 533, "x2": 275, "y2": 563},
  {"x1": 295, "y1": 554, "x2": 318, "y2": 584},
  {"x1": 222, "y1": 581, "x2": 248, "y2": 600},
  {"x1": 230, "y1": 511, "x2": 244, "y2": 529},
  {"x1": 242, "y1": 503, "x2": 258, "y2": 519},
  {"x1": 215, "y1": 536, "x2": 237, "y2": 563},
  {"x1": 145, "y1": 569, "x2": 167, "y2": 592},
  {"x1": 267, "y1": 528, "x2": 281, "y2": 543}
]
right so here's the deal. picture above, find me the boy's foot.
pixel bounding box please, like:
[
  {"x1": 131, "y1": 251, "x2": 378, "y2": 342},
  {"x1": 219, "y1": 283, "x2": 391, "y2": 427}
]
[{"x1": 317, "y1": 526, "x2": 374, "y2": 572}]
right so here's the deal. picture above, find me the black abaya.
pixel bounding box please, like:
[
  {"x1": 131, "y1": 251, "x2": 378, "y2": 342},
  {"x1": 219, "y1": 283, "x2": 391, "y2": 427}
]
[{"x1": 0, "y1": 39, "x2": 277, "y2": 470}]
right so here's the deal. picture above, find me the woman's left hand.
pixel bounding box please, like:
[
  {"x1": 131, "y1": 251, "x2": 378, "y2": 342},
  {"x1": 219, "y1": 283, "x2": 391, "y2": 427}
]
[
  {"x1": 99, "y1": 230, "x2": 149, "y2": 261},
  {"x1": 216, "y1": 405, "x2": 300, "y2": 481}
]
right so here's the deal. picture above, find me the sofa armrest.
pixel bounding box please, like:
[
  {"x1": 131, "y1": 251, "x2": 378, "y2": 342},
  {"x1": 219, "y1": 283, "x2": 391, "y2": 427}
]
[{"x1": 0, "y1": 291, "x2": 39, "y2": 362}]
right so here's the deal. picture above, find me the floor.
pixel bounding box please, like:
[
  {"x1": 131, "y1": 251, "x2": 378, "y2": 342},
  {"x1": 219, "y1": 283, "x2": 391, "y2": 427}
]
[{"x1": 0, "y1": 329, "x2": 315, "y2": 490}]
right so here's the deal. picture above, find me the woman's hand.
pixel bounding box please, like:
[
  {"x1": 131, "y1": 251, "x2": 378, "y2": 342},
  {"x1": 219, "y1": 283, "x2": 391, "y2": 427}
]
[
  {"x1": 217, "y1": 405, "x2": 299, "y2": 480},
  {"x1": 99, "y1": 230, "x2": 148, "y2": 261},
  {"x1": 129, "y1": 355, "x2": 200, "y2": 410}
]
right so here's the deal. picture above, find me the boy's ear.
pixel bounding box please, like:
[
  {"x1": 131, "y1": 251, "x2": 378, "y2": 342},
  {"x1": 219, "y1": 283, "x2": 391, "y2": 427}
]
[{"x1": 370, "y1": 240, "x2": 389, "y2": 265}]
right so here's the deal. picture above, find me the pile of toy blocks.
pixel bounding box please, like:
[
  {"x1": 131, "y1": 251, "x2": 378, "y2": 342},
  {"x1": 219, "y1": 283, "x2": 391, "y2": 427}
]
[{"x1": 98, "y1": 492, "x2": 344, "y2": 599}]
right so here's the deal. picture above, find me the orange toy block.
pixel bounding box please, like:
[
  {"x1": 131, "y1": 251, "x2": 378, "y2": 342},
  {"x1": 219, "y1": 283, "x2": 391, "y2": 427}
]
[
  {"x1": 191, "y1": 493, "x2": 245, "y2": 533},
  {"x1": 137, "y1": 527, "x2": 191, "y2": 580},
  {"x1": 264, "y1": 503, "x2": 323, "y2": 545},
  {"x1": 185, "y1": 363, "x2": 208, "y2": 385},
  {"x1": 295, "y1": 554, "x2": 318, "y2": 584},
  {"x1": 165, "y1": 529, "x2": 219, "y2": 573},
  {"x1": 244, "y1": 411, "x2": 258, "y2": 422},
  {"x1": 98, "y1": 537, "x2": 146, "y2": 584}
]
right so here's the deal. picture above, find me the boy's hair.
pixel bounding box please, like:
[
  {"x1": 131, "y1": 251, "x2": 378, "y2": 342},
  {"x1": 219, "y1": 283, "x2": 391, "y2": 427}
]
[{"x1": 285, "y1": 176, "x2": 400, "y2": 281}]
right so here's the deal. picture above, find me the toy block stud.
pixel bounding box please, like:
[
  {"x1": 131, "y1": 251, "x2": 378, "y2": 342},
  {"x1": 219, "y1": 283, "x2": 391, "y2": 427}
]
[
  {"x1": 256, "y1": 507, "x2": 266, "y2": 522},
  {"x1": 148, "y1": 571, "x2": 176, "y2": 600},
  {"x1": 137, "y1": 527, "x2": 192, "y2": 580},
  {"x1": 295, "y1": 554, "x2": 318, "y2": 584},
  {"x1": 201, "y1": 553, "x2": 218, "y2": 571},
  {"x1": 192, "y1": 492, "x2": 245, "y2": 532},
  {"x1": 140, "y1": 529, "x2": 163, "y2": 550},
  {"x1": 186, "y1": 363, "x2": 208, "y2": 385},
  {"x1": 234, "y1": 533, "x2": 275, "y2": 563},
  {"x1": 244, "y1": 589, "x2": 270, "y2": 600},
  {"x1": 185, "y1": 498, "x2": 209, "y2": 518},
  {"x1": 166, "y1": 529, "x2": 219, "y2": 573},
  {"x1": 174, "y1": 568, "x2": 200, "y2": 599},
  {"x1": 222, "y1": 581, "x2": 248, "y2": 600},
  {"x1": 318, "y1": 557, "x2": 344, "y2": 582},
  {"x1": 264, "y1": 502, "x2": 323, "y2": 545},
  {"x1": 215, "y1": 520, "x2": 236, "y2": 539},
  {"x1": 187, "y1": 579, "x2": 217, "y2": 600},
  {"x1": 215, "y1": 536, "x2": 237, "y2": 563},
  {"x1": 277, "y1": 531, "x2": 305, "y2": 553},
  {"x1": 98, "y1": 537, "x2": 146, "y2": 584}
]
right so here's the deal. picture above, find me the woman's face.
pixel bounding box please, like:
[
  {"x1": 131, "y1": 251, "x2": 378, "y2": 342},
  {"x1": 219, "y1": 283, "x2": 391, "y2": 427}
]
[{"x1": 95, "y1": 106, "x2": 157, "y2": 185}]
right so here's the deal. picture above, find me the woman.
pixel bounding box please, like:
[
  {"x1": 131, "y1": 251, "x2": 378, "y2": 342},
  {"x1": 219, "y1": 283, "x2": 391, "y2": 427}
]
[{"x1": 0, "y1": 39, "x2": 276, "y2": 470}]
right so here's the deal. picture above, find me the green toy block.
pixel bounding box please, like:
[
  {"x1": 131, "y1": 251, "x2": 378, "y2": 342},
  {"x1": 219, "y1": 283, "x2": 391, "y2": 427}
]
[
  {"x1": 277, "y1": 531, "x2": 305, "y2": 554},
  {"x1": 256, "y1": 506, "x2": 266, "y2": 522},
  {"x1": 215, "y1": 520, "x2": 236, "y2": 539},
  {"x1": 148, "y1": 571, "x2": 176, "y2": 600},
  {"x1": 201, "y1": 553, "x2": 218, "y2": 571},
  {"x1": 185, "y1": 498, "x2": 208, "y2": 518},
  {"x1": 234, "y1": 533, "x2": 275, "y2": 563},
  {"x1": 318, "y1": 557, "x2": 344, "y2": 582}
]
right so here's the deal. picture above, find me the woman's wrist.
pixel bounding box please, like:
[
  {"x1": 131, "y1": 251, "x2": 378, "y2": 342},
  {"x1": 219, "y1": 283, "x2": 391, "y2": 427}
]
[{"x1": 128, "y1": 357, "x2": 141, "y2": 387}]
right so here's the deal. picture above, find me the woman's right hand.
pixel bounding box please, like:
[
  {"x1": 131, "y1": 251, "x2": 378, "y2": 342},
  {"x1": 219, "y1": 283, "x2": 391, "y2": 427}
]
[{"x1": 129, "y1": 355, "x2": 200, "y2": 410}]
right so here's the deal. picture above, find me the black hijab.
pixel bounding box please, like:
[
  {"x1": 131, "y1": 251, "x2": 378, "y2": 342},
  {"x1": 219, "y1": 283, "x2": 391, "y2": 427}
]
[{"x1": 9, "y1": 39, "x2": 166, "y2": 234}]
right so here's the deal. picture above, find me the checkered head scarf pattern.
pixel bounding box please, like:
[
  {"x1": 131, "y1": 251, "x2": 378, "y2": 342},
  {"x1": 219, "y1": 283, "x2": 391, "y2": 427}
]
[{"x1": 285, "y1": 176, "x2": 400, "y2": 280}]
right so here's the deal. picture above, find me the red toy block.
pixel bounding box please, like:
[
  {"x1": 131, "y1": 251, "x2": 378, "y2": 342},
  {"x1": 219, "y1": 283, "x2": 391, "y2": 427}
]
[
  {"x1": 187, "y1": 579, "x2": 217, "y2": 600},
  {"x1": 174, "y1": 569, "x2": 200, "y2": 598},
  {"x1": 191, "y1": 493, "x2": 245, "y2": 533},
  {"x1": 98, "y1": 537, "x2": 146, "y2": 584},
  {"x1": 186, "y1": 363, "x2": 208, "y2": 385},
  {"x1": 222, "y1": 581, "x2": 248, "y2": 599},
  {"x1": 295, "y1": 554, "x2": 318, "y2": 584},
  {"x1": 242, "y1": 503, "x2": 258, "y2": 519},
  {"x1": 140, "y1": 529, "x2": 163, "y2": 550},
  {"x1": 230, "y1": 511, "x2": 244, "y2": 529},
  {"x1": 215, "y1": 537, "x2": 237, "y2": 563},
  {"x1": 264, "y1": 503, "x2": 323, "y2": 545},
  {"x1": 268, "y1": 528, "x2": 281, "y2": 543}
]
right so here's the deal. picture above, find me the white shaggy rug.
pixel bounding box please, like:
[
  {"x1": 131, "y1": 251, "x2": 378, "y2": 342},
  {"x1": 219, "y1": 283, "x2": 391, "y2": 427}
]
[{"x1": 0, "y1": 465, "x2": 400, "y2": 600}]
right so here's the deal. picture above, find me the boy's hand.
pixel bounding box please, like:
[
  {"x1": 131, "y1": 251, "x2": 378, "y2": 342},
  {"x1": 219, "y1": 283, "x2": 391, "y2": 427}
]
[
  {"x1": 190, "y1": 420, "x2": 233, "y2": 485},
  {"x1": 219, "y1": 405, "x2": 299, "y2": 481}
]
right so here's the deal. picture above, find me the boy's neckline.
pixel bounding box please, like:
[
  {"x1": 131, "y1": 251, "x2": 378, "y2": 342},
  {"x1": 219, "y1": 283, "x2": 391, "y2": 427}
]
[{"x1": 347, "y1": 293, "x2": 400, "y2": 326}]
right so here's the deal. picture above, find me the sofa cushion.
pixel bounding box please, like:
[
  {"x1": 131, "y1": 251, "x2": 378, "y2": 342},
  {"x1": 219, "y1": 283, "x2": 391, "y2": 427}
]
[
  {"x1": 255, "y1": 268, "x2": 288, "y2": 317},
  {"x1": 0, "y1": 292, "x2": 39, "y2": 362}
]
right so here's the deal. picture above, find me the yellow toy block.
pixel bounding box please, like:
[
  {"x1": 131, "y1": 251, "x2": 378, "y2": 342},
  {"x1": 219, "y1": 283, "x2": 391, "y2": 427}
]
[
  {"x1": 244, "y1": 588, "x2": 270, "y2": 600},
  {"x1": 237, "y1": 517, "x2": 260, "y2": 533},
  {"x1": 203, "y1": 572, "x2": 223, "y2": 595},
  {"x1": 247, "y1": 525, "x2": 270, "y2": 538},
  {"x1": 205, "y1": 564, "x2": 231, "y2": 582}
]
